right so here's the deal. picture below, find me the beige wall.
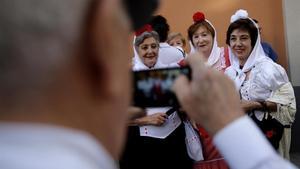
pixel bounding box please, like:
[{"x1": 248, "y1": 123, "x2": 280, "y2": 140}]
[
  {"x1": 283, "y1": 0, "x2": 300, "y2": 86},
  {"x1": 156, "y1": 0, "x2": 287, "y2": 69}
]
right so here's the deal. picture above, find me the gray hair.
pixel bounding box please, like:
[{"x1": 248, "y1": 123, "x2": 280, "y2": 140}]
[
  {"x1": 134, "y1": 31, "x2": 160, "y2": 52},
  {"x1": 0, "y1": 0, "x2": 90, "y2": 100}
]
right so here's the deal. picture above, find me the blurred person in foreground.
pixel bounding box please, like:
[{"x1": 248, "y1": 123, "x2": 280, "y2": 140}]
[
  {"x1": 0, "y1": 0, "x2": 158, "y2": 168},
  {"x1": 0, "y1": 1, "x2": 298, "y2": 169}
]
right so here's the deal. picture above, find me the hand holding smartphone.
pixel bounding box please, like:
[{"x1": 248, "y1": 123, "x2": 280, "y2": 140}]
[{"x1": 132, "y1": 66, "x2": 191, "y2": 108}]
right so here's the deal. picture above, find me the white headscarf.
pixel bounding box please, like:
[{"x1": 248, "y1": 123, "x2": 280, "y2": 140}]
[
  {"x1": 228, "y1": 9, "x2": 270, "y2": 89},
  {"x1": 132, "y1": 36, "x2": 167, "y2": 71},
  {"x1": 189, "y1": 19, "x2": 221, "y2": 67}
]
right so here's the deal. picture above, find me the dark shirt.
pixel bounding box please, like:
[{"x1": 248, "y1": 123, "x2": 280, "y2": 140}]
[{"x1": 261, "y1": 42, "x2": 278, "y2": 62}]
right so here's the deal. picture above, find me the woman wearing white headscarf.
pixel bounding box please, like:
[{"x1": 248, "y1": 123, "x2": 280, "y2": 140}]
[
  {"x1": 186, "y1": 11, "x2": 230, "y2": 169},
  {"x1": 132, "y1": 25, "x2": 167, "y2": 71},
  {"x1": 120, "y1": 25, "x2": 193, "y2": 169},
  {"x1": 225, "y1": 9, "x2": 296, "y2": 160},
  {"x1": 187, "y1": 12, "x2": 230, "y2": 72}
]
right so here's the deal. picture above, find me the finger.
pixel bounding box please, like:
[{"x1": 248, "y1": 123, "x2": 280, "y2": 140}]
[
  {"x1": 162, "y1": 114, "x2": 168, "y2": 119},
  {"x1": 172, "y1": 75, "x2": 192, "y2": 109},
  {"x1": 185, "y1": 53, "x2": 208, "y2": 80},
  {"x1": 158, "y1": 115, "x2": 167, "y2": 121},
  {"x1": 157, "y1": 113, "x2": 167, "y2": 118},
  {"x1": 157, "y1": 119, "x2": 164, "y2": 126}
]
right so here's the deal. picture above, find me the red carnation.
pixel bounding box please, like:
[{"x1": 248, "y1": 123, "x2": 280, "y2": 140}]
[
  {"x1": 135, "y1": 24, "x2": 153, "y2": 36},
  {"x1": 193, "y1": 12, "x2": 205, "y2": 23},
  {"x1": 178, "y1": 59, "x2": 187, "y2": 67},
  {"x1": 266, "y1": 130, "x2": 274, "y2": 138}
]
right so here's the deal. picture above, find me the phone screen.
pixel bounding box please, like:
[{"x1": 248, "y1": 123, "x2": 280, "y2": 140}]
[{"x1": 132, "y1": 66, "x2": 191, "y2": 108}]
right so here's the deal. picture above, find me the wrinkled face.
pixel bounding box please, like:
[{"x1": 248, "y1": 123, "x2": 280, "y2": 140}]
[
  {"x1": 192, "y1": 26, "x2": 213, "y2": 56},
  {"x1": 137, "y1": 37, "x2": 159, "y2": 68},
  {"x1": 169, "y1": 36, "x2": 184, "y2": 48},
  {"x1": 229, "y1": 29, "x2": 253, "y2": 65}
]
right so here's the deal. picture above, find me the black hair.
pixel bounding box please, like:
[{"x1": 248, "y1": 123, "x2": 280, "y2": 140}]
[
  {"x1": 149, "y1": 15, "x2": 170, "y2": 42},
  {"x1": 226, "y1": 18, "x2": 258, "y2": 48},
  {"x1": 123, "y1": 0, "x2": 159, "y2": 30}
]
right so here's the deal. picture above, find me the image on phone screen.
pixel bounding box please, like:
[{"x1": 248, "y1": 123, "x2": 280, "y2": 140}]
[{"x1": 132, "y1": 66, "x2": 190, "y2": 107}]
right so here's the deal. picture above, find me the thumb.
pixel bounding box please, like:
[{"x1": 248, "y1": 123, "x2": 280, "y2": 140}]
[{"x1": 172, "y1": 75, "x2": 191, "y2": 105}]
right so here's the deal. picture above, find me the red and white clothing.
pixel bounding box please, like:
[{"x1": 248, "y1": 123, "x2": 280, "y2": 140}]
[
  {"x1": 132, "y1": 47, "x2": 182, "y2": 139},
  {"x1": 188, "y1": 19, "x2": 230, "y2": 169},
  {"x1": 120, "y1": 39, "x2": 193, "y2": 169},
  {"x1": 188, "y1": 19, "x2": 230, "y2": 72},
  {"x1": 225, "y1": 12, "x2": 295, "y2": 160}
]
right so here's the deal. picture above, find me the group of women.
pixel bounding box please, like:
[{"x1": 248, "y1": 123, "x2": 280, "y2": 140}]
[{"x1": 120, "y1": 9, "x2": 296, "y2": 169}]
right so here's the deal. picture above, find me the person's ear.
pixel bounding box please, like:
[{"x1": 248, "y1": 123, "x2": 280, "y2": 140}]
[
  {"x1": 76, "y1": 0, "x2": 106, "y2": 97},
  {"x1": 81, "y1": 0, "x2": 132, "y2": 99}
]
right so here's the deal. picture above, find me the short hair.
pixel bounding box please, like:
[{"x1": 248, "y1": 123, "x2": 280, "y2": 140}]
[
  {"x1": 226, "y1": 18, "x2": 258, "y2": 48},
  {"x1": 167, "y1": 32, "x2": 186, "y2": 47},
  {"x1": 149, "y1": 15, "x2": 170, "y2": 42},
  {"x1": 187, "y1": 20, "x2": 215, "y2": 46},
  {"x1": 134, "y1": 31, "x2": 160, "y2": 52},
  {"x1": 0, "y1": 0, "x2": 90, "y2": 100}
]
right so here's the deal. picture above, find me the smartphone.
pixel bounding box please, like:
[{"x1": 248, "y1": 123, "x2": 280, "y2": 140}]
[{"x1": 132, "y1": 66, "x2": 191, "y2": 108}]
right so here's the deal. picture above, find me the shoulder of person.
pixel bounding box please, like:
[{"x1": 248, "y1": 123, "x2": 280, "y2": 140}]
[
  {"x1": 160, "y1": 43, "x2": 184, "y2": 55},
  {"x1": 254, "y1": 59, "x2": 289, "y2": 90},
  {"x1": 255, "y1": 59, "x2": 287, "y2": 77},
  {"x1": 261, "y1": 42, "x2": 272, "y2": 48},
  {"x1": 224, "y1": 66, "x2": 236, "y2": 80}
]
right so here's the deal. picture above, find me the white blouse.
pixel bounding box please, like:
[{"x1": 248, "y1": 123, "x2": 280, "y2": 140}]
[
  {"x1": 226, "y1": 59, "x2": 289, "y2": 120},
  {"x1": 158, "y1": 42, "x2": 185, "y2": 65}
]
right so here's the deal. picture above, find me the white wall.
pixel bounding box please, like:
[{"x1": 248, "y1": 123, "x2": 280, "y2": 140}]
[{"x1": 283, "y1": 0, "x2": 300, "y2": 86}]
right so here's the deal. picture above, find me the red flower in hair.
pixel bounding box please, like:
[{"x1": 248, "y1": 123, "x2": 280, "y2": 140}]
[
  {"x1": 135, "y1": 24, "x2": 153, "y2": 36},
  {"x1": 193, "y1": 12, "x2": 205, "y2": 23},
  {"x1": 266, "y1": 130, "x2": 274, "y2": 138}
]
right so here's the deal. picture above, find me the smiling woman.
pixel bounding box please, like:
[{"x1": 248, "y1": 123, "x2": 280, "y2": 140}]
[
  {"x1": 186, "y1": 11, "x2": 230, "y2": 169},
  {"x1": 120, "y1": 24, "x2": 193, "y2": 169},
  {"x1": 187, "y1": 11, "x2": 229, "y2": 71},
  {"x1": 225, "y1": 10, "x2": 296, "y2": 160},
  {"x1": 136, "y1": 36, "x2": 159, "y2": 68},
  {"x1": 229, "y1": 29, "x2": 253, "y2": 66},
  {"x1": 226, "y1": 18, "x2": 258, "y2": 67},
  {"x1": 157, "y1": 0, "x2": 287, "y2": 69},
  {"x1": 132, "y1": 26, "x2": 163, "y2": 70}
]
